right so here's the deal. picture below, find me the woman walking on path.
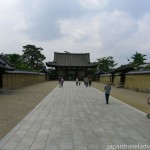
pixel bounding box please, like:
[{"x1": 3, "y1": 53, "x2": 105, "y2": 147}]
[{"x1": 104, "y1": 81, "x2": 111, "y2": 104}]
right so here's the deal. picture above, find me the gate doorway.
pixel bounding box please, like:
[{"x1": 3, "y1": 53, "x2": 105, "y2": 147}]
[{"x1": 68, "y1": 71, "x2": 75, "y2": 80}]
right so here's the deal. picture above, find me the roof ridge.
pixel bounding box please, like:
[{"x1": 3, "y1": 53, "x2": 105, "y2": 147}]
[{"x1": 54, "y1": 52, "x2": 90, "y2": 55}]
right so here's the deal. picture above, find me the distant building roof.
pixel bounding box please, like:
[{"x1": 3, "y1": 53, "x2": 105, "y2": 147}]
[
  {"x1": 0, "y1": 55, "x2": 15, "y2": 72},
  {"x1": 46, "y1": 52, "x2": 97, "y2": 68},
  {"x1": 0, "y1": 55, "x2": 45, "y2": 75},
  {"x1": 126, "y1": 70, "x2": 150, "y2": 75},
  {"x1": 115, "y1": 64, "x2": 134, "y2": 73}
]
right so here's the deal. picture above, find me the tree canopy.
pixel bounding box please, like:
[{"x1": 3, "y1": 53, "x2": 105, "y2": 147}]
[
  {"x1": 3, "y1": 45, "x2": 46, "y2": 71},
  {"x1": 128, "y1": 51, "x2": 147, "y2": 70},
  {"x1": 3, "y1": 54, "x2": 22, "y2": 68},
  {"x1": 22, "y1": 45, "x2": 46, "y2": 71},
  {"x1": 96, "y1": 56, "x2": 118, "y2": 73},
  {"x1": 3, "y1": 47, "x2": 149, "y2": 73}
]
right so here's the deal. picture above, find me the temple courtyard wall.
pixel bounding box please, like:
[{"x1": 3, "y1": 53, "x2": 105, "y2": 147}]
[
  {"x1": 99, "y1": 71, "x2": 150, "y2": 93},
  {"x1": 1, "y1": 72, "x2": 47, "y2": 89}
]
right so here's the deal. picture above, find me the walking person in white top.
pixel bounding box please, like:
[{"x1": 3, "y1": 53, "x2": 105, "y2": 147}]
[{"x1": 76, "y1": 78, "x2": 79, "y2": 86}]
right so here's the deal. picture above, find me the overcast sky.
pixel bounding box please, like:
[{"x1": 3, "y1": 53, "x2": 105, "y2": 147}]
[{"x1": 0, "y1": 0, "x2": 150, "y2": 67}]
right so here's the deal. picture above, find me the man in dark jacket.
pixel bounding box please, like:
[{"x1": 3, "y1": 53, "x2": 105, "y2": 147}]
[{"x1": 104, "y1": 81, "x2": 111, "y2": 104}]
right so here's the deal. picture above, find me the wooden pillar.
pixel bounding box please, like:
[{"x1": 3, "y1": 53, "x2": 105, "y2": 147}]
[
  {"x1": 65, "y1": 68, "x2": 68, "y2": 80},
  {"x1": 56, "y1": 67, "x2": 58, "y2": 80},
  {"x1": 85, "y1": 68, "x2": 87, "y2": 77}
]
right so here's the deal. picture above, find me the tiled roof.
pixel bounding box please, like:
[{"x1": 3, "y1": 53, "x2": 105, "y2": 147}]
[
  {"x1": 126, "y1": 70, "x2": 150, "y2": 74},
  {"x1": 0, "y1": 55, "x2": 46, "y2": 74},
  {"x1": 0, "y1": 55, "x2": 15, "y2": 72},
  {"x1": 115, "y1": 64, "x2": 134, "y2": 73},
  {"x1": 46, "y1": 52, "x2": 97, "y2": 67}
]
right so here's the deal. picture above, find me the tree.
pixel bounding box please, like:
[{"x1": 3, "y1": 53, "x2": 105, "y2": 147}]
[
  {"x1": 22, "y1": 45, "x2": 46, "y2": 71},
  {"x1": 3, "y1": 53, "x2": 33, "y2": 70},
  {"x1": 128, "y1": 51, "x2": 147, "y2": 70},
  {"x1": 3, "y1": 54, "x2": 23, "y2": 69},
  {"x1": 97, "y1": 56, "x2": 117, "y2": 73},
  {"x1": 3, "y1": 53, "x2": 20, "y2": 66}
]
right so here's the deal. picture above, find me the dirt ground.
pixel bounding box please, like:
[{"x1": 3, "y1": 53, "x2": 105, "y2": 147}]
[
  {"x1": 92, "y1": 82, "x2": 150, "y2": 114},
  {"x1": 0, "y1": 81, "x2": 149, "y2": 140},
  {"x1": 0, "y1": 81, "x2": 58, "y2": 140}
]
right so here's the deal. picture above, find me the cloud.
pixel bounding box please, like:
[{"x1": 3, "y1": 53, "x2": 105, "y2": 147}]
[
  {"x1": 58, "y1": 10, "x2": 136, "y2": 48},
  {"x1": 0, "y1": 0, "x2": 17, "y2": 5},
  {"x1": 58, "y1": 19, "x2": 88, "y2": 42},
  {"x1": 14, "y1": 19, "x2": 30, "y2": 31},
  {"x1": 0, "y1": 0, "x2": 150, "y2": 66},
  {"x1": 10, "y1": 0, "x2": 86, "y2": 41},
  {"x1": 79, "y1": 0, "x2": 108, "y2": 9},
  {"x1": 107, "y1": 0, "x2": 150, "y2": 18},
  {"x1": 97, "y1": 11, "x2": 137, "y2": 48},
  {"x1": 57, "y1": 9, "x2": 150, "y2": 65},
  {"x1": 133, "y1": 13, "x2": 150, "y2": 54}
]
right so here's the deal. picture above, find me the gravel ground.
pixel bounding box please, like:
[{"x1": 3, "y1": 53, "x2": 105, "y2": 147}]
[{"x1": 0, "y1": 81, "x2": 149, "y2": 140}]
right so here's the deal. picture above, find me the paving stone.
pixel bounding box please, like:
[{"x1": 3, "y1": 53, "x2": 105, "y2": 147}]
[
  {"x1": 0, "y1": 82, "x2": 150, "y2": 150},
  {"x1": 30, "y1": 141, "x2": 46, "y2": 150}
]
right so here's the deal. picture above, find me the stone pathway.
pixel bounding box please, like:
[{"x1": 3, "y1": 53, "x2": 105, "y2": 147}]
[{"x1": 0, "y1": 81, "x2": 150, "y2": 150}]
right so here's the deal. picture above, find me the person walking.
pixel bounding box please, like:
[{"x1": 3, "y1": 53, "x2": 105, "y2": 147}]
[
  {"x1": 147, "y1": 93, "x2": 150, "y2": 104},
  {"x1": 61, "y1": 77, "x2": 64, "y2": 87},
  {"x1": 58, "y1": 77, "x2": 61, "y2": 87},
  {"x1": 76, "y1": 78, "x2": 79, "y2": 86},
  {"x1": 84, "y1": 77, "x2": 89, "y2": 87},
  {"x1": 104, "y1": 81, "x2": 111, "y2": 104},
  {"x1": 147, "y1": 93, "x2": 150, "y2": 118},
  {"x1": 89, "y1": 78, "x2": 92, "y2": 86}
]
